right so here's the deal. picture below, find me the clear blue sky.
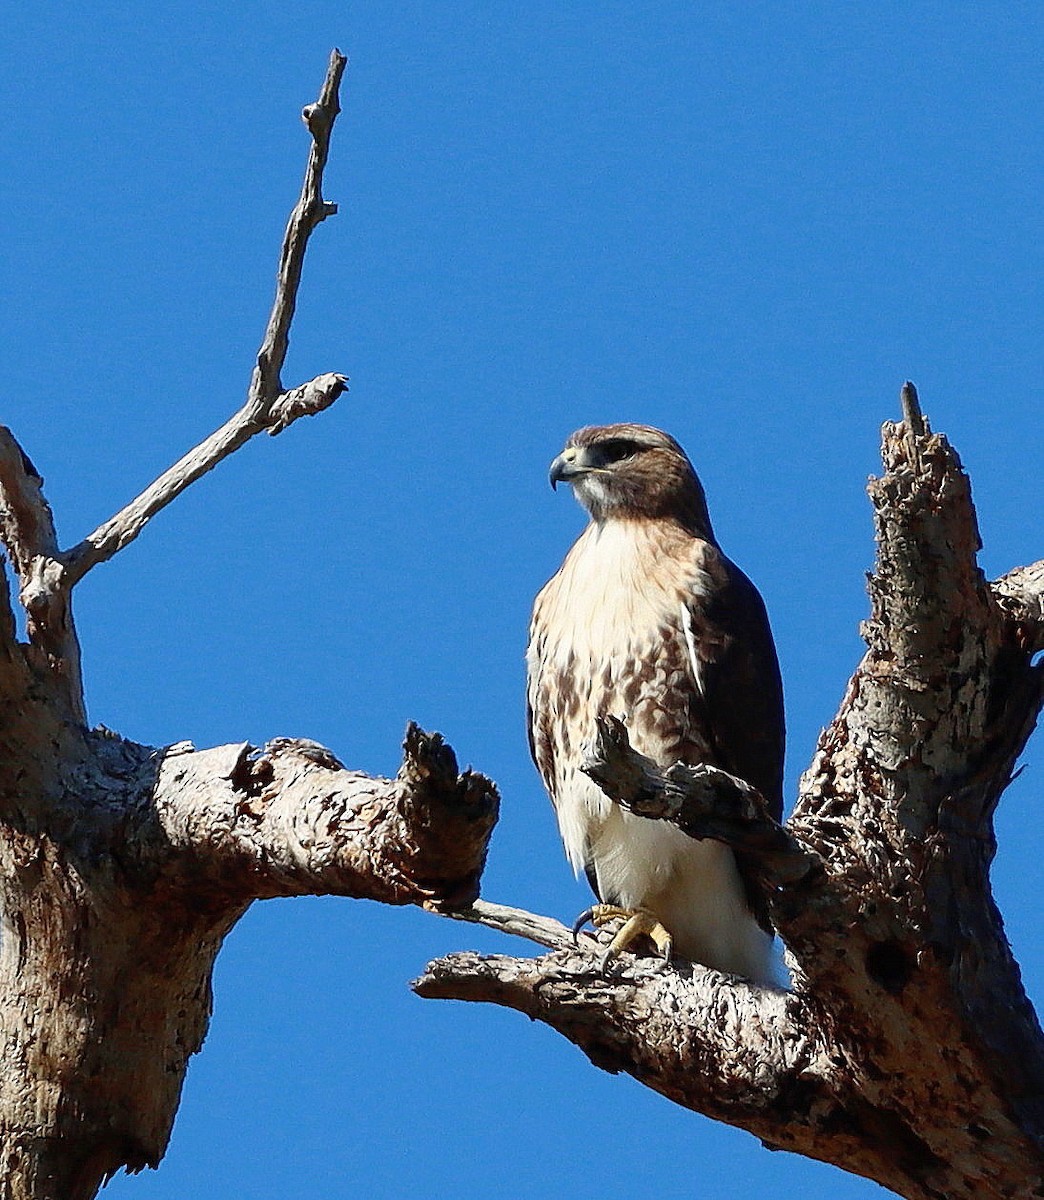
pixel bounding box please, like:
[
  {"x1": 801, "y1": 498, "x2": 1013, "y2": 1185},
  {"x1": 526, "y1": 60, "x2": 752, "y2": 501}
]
[{"x1": 3, "y1": 4, "x2": 1042, "y2": 1198}]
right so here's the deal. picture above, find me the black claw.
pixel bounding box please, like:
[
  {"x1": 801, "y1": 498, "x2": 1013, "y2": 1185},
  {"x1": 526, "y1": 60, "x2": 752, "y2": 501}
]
[{"x1": 572, "y1": 907, "x2": 596, "y2": 944}]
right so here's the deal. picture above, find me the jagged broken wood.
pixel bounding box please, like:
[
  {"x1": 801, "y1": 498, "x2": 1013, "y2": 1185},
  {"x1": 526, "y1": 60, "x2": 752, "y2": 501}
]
[
  {"x1": 417, "y1": 383, "x2": 1044, "y2": 1200},
  {"x1": 581, "y1": 713, "x2": 820, "y2": 887},
  {"x1": 0, "y1": 721, "x2": 496, "y2": 1200}
]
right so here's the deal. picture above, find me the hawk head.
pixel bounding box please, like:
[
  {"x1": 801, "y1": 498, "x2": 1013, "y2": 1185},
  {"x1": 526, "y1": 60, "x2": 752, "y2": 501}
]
[{"x1": 549, "y1": 423, "x2": 715, "y2": 537}]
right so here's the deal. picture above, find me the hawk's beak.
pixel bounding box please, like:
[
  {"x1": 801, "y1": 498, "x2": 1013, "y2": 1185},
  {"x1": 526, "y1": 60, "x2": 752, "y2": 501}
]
[{"x1": 549, "y1": 447, "x2": 585, "y2": 490}]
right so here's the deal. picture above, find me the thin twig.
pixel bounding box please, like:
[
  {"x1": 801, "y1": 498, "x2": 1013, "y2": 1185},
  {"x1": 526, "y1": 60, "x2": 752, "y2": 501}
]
[
  {"x1": 61, "y1": 51, "x2": 349, "y2": 585},
  {"x1": 252, "y1": 52, "x2": 346, "y2": 406},
  {"x1": 434, "y1": 900, "x2": 581, "y2": 952}
]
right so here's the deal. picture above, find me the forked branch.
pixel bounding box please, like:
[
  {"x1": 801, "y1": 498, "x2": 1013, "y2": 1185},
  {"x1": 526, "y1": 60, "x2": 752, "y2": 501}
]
[
  {"x1": 62, "y1": 49, "x2": 349, "y2": 585},
  {"x1": 0, "y1": 52, "x2": 350, "y2": 732}
]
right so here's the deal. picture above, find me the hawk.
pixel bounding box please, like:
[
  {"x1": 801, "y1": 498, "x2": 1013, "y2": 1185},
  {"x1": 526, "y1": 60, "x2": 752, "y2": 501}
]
[{"x1": 526, "y1": 424, "x2": 784, "y2": 983}]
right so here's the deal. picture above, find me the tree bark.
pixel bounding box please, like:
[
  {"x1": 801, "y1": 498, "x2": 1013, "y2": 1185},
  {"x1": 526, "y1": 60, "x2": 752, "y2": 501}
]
[
  {"x1": 2, "y1": 45, "x2": 1042, "y2": 1200},
  {"x1": 0, "y1": 721, "x2": 496, "y2": 1199},
  {"x1": 0, "y1": 51, "x2": 494, "y2": 1200},
  {"x1": 416, "y1": 384, "x2": 1044, "y2": 1200}
]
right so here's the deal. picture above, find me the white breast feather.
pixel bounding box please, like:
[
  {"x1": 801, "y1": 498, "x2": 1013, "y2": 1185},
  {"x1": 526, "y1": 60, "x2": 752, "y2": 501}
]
[{"x1": 530, "y1": 521, "x2": 776, "y2": 984}]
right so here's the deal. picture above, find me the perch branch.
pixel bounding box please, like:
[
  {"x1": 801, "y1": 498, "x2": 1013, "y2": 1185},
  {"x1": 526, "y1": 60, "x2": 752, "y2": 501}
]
[
  {"x1": 413, "y1": 951, "x2": 929, "y2": 1185},
  {"x1": 61, "y1": 50, "x2": 349, "y2": 586}
]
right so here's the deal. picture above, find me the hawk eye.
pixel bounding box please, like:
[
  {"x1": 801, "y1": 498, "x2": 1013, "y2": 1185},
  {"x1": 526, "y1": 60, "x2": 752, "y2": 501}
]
[{"x1": 597, "y1": 438, "x2": 641, "y2": 464}]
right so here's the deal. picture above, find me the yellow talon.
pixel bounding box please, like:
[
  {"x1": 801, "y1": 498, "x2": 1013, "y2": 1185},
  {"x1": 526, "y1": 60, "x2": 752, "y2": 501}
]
[{"x1": 573, "y1": 904, "x2": 673, "y2": 965}]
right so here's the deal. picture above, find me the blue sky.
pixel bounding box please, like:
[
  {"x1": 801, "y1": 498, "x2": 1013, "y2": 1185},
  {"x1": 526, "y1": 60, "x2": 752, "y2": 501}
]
[{"x1": 3, "y1": 4, "x2": 1042, "y2": 1198}]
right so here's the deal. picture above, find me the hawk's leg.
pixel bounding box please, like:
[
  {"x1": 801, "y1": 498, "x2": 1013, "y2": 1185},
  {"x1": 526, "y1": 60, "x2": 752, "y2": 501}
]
[{"x1": 572, "y1": 904, "x2": 673, "y2": 967}]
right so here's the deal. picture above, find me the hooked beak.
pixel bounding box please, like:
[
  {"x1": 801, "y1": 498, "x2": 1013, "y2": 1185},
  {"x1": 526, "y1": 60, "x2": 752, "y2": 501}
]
[{"x1": 549, "y1": 447, "x2": 586, "y2": 490}]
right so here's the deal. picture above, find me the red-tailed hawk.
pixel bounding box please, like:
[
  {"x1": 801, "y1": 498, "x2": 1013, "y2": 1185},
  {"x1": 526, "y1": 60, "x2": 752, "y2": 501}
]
[{"x1": 526, "y1": 424, "x2": 784, "y2": 983}]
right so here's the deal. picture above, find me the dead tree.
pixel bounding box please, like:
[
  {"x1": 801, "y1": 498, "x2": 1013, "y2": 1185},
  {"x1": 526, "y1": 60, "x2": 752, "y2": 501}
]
[
  {"x1": 0, "y1": 53, "x2": 497, "y2": 1200},
  {"x1": 1, "y1": 48, "x2": 1042, "y2": 1200}
]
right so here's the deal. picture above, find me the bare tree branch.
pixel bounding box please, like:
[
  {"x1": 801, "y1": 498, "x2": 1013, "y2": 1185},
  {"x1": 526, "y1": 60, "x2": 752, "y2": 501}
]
[
  {"x1": 581, "y1": 713, "x2": 820, "y2": 887},
  {"x1": 148, "y1": 724, "x2": 498, "y2": 911},
  {"x1": 253, "y1": 52, "x2": 346, "y2": 404},
  {"x1": 412, "y1": 952, "x2": 912, "y2": 1181},
  {"x1": 993, "y1": 559, "x2": 1044, "y2": 654},
  {"x1": 60, "y1": 50, "x2": 349, "y2": 586},
  {"x1": 0, "y1": 425, "x2": 84, "y2": 718},
  {"x1": 437, "y1": 899, "x2": 579, "y2": 952},
  {"x1": 60, "y1": 371, "x2": 347, "y2": 583}
]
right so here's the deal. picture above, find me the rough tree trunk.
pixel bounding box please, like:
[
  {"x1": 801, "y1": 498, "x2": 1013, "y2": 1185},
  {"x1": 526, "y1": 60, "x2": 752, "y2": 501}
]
[
  {"x1": 2, "y1": 49, "x2": 1042, "y2": 1200},
  {"x1": 0, "y1": 714, "x2": 495, "y2": 1199}
]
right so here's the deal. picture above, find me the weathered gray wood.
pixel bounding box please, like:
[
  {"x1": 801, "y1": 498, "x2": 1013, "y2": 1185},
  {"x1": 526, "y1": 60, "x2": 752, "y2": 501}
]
[
  {"x1": 417, "y1": 384, "x2": 1044, "y2": 1200},
  {"x1": 61, "y1": 51, "x2": 348, "y2": 586},
  {"x1": 0, "y1": 724, "x2": 496, "y2": 1200},
  {"x1": 440, "y1": 900, "x2": 579, "y2": 951},
  {"x1": 1, "y1": 42, "x2": 1042, "y2": 1200}
]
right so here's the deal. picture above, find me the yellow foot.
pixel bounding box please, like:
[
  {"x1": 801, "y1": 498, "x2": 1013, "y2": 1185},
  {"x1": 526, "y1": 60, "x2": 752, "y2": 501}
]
[{"x1": 572, "y1": 904, "x2": 673, "y2": 968}]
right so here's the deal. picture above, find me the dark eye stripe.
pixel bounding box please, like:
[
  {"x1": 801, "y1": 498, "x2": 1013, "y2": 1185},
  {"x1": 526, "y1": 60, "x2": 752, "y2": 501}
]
[{"x1": 598, "y1": 438, "x2": 642, "y2": 462}]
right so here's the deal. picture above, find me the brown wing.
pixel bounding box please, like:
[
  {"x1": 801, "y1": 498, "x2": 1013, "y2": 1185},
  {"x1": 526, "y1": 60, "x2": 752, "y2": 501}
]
[
  {"x1": 681, "y1": 547, "x2": 785, "y2": 928},
  {"x1": 690, "y1": 551, "x2": 785, "y2": 819}
]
